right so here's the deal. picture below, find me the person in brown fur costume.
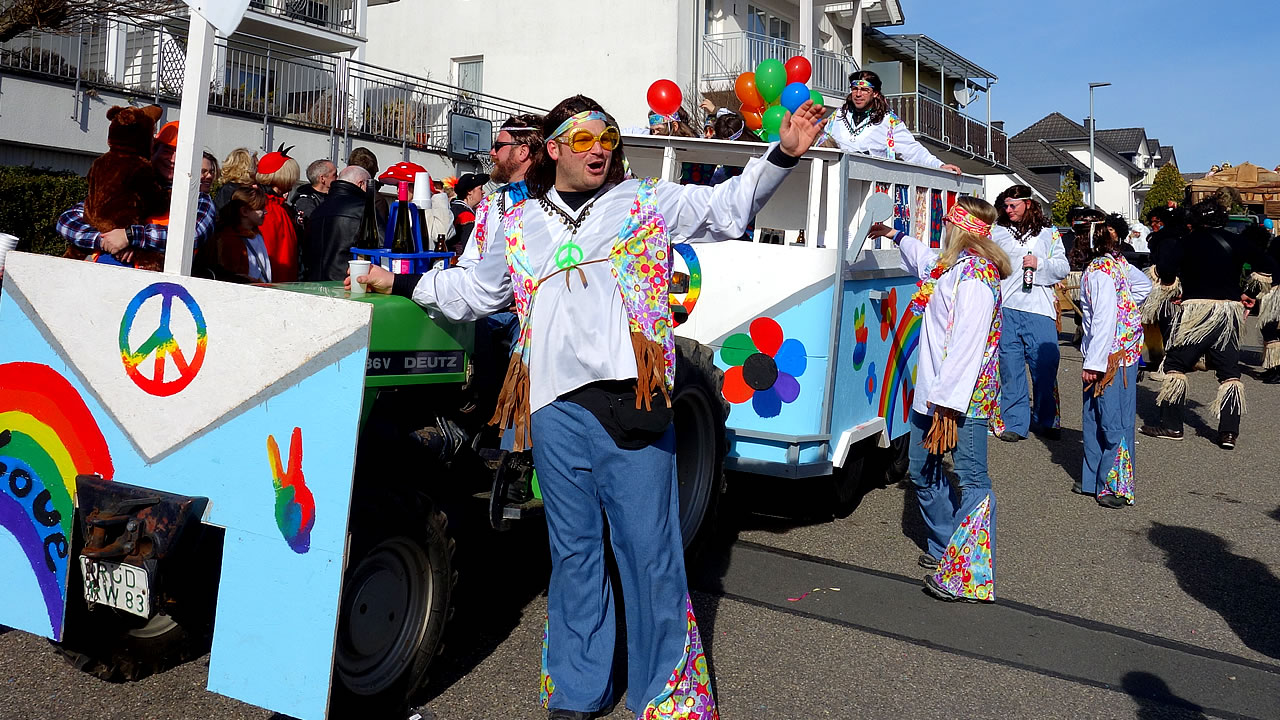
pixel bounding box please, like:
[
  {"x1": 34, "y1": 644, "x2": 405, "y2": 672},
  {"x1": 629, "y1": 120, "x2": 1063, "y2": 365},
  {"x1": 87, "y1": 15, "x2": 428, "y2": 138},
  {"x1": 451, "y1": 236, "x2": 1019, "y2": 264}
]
[{"x1": 57, "y1": 119, "x2": 216, "y2": 270}]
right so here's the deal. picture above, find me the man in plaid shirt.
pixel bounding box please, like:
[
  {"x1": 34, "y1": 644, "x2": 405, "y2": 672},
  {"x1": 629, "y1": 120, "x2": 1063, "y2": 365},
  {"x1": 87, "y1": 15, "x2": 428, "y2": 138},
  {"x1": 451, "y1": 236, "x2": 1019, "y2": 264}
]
[{"x1": 57, "y1": 120, "x2": 215, "y2": 265}]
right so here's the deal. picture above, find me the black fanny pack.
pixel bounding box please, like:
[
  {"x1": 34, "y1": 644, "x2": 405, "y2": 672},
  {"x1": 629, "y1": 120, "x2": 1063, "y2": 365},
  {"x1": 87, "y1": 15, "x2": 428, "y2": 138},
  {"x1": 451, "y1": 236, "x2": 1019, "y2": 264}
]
[{"x1": 564, "y1": 380, "x2": 673, "y2": 450}]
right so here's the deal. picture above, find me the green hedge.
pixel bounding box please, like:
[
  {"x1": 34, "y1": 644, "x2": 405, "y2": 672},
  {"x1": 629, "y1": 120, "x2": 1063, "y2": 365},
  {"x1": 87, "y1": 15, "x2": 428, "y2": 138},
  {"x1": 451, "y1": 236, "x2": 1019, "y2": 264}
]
[{"x1": 0, "y1": 165, "x2": 88, "y2": 257}]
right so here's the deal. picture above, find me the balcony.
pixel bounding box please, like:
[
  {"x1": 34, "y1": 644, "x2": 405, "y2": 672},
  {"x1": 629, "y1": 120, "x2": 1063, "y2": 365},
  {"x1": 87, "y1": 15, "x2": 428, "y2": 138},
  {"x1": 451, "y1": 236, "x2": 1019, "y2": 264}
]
[
  {"x1": 700, "y1": 31, "x2": 857, "y2": 99},
  {"x1": 885, "y1": 92, "x2": 1007, "y2": 168},
  {"x1": 0, "y1": 17, "x2": 543, "y2": 156}
]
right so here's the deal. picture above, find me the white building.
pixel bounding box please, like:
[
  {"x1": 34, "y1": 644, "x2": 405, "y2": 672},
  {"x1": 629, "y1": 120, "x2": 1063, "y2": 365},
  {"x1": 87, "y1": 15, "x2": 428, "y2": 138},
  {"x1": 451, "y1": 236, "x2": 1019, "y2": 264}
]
[
  {"x1": 363, "y1": 0, "x2": 1011, "y2": 174},
  {"x1": 0, "y1": 0, "x2": 539, "y2": 178}
]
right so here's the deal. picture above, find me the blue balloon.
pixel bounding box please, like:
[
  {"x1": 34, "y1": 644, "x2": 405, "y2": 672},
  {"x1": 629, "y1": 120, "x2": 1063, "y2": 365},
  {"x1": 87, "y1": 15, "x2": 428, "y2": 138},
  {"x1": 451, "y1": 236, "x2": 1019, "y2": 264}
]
[
  {"x1": 1265, "y1": 218, "x2": 1275, "y2": 230},
  {"x1": 780, "y1": 82, "x2": 810, "y2": 114},
  {"x1": 767, "y1": 132, "x2": 781, "y2": 143}
]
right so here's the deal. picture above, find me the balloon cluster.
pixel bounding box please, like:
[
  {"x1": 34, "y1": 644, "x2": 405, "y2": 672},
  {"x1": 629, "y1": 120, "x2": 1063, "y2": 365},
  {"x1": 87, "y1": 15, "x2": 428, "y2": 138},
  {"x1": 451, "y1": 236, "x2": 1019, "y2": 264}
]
[{"x1": 735, "y1": 56, "x2": 823, "y2": 142}]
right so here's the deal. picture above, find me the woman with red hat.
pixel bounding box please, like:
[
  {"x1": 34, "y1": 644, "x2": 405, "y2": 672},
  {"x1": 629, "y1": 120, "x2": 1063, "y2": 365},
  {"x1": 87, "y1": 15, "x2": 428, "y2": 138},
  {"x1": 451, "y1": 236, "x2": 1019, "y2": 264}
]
[{"x1": 256, "y1": 144, "x2": 301, "y2": 282}]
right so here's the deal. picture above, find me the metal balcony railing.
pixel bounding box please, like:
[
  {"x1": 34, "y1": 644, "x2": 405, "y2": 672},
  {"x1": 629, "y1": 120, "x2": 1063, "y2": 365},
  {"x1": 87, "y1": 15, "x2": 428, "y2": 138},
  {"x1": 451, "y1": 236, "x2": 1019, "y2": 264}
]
[
  {"x1": 701, "y1": 32, "x2": 857, "y2": 99},
  {"x1": 0, "y1": 17, "x2": 544, "y2": 156},
  {"x1": 884, "y1": 92, "x2": 1008, "y2": 167},
  {"x1": 811, "y1": 47, "x2": 856, "y2": 98},
  {"x1": 701, "y1": 31, "x2": 802, "y2": 81},
  {"x1": 247, "y1": 0, "x2": 358, "y2": 36}
]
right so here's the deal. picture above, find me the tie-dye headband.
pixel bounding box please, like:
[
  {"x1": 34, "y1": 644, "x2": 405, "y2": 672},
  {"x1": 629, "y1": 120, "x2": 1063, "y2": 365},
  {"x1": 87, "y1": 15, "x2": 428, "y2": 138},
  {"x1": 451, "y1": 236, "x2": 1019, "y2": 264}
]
[
  {"x1": 945, "y1": 204, "x2": 992, "y2": 237},
  {"x1": 552, "y1": 111, "x2": 608, "y2": 140},
  {"x1": 850, "y1": 79, "x2": 875, "y2": 91}
]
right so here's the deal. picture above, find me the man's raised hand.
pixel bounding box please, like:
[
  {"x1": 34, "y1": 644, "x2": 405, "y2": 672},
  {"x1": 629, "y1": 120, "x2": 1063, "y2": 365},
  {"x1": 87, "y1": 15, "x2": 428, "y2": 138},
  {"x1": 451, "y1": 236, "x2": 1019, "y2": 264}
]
[{"x1": 778, "y1": 100, "x2": 828, "y2": 158}]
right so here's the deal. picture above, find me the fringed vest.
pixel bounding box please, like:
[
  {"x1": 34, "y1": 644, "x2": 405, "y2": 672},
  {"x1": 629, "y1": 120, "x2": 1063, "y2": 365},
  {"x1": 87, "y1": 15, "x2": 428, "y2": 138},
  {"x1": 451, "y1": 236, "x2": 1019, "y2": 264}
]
[
  {"x1": 1085, "y1": 254, "x2": 1144, "y2": 366},
  {"x1": 952, "y1": 255, "x2": 1004, "y2": 422},
  {"x1": 490, "y1": 178, "x2": 676, "y2": 450}
]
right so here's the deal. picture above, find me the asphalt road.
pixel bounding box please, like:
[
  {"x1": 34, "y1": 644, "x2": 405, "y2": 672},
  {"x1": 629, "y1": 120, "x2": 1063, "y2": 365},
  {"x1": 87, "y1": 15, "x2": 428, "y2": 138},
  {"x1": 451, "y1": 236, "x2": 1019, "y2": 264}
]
[{"x1": 2, "y1": 322, "x2": 1279, "y2": 720}]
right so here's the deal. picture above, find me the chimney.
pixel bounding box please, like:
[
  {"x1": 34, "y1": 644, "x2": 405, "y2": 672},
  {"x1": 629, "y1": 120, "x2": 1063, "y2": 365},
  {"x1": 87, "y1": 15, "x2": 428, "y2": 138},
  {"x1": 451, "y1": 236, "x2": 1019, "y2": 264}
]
[
  {"x1": 1084, "y1": 117, "x2": 1094, "y2": 133},
  {"x1": 992, "y1": 121, "x2": 1005, "y2": 131}
]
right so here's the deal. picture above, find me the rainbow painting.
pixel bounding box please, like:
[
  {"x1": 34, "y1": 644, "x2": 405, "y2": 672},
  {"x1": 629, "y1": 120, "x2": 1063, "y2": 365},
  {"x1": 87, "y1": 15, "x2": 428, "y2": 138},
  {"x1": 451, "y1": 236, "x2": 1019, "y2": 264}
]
[
  {"x1": 878, "y1": 309, "x2": 923, "y2": 437},
  {"x1": 671, "y1": 243, "x2": 702, "y2": 319},
  {"x1": 0, "y1": 361, "x2": 114, "y2": 638},
  {"x1": 267, "y1": 427, "x2": 316, "y2": 554}
]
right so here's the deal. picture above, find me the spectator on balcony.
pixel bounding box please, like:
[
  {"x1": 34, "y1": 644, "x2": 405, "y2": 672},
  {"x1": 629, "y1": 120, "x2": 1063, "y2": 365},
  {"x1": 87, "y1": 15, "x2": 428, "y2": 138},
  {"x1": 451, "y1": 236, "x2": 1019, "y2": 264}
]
[
  {"x1": 304, "y1": 166, "x2": 371, "y2": 282},
  {"x1": 57, "y1": 120, "x2": 215, "y2": 270},
  {"x1": 201, "y1": 152, "x2": 219, "y2": 194},
  {"x1": 648, "y1": 109, "x2": 698, "y2": 138},
  {"x1": 991, "y1": 184, "x2": 1069, "y2": 442},
  {"x1": 215, "y1": 148, "x2": 258, "y2": 212},
  {"x1": 291, "y1": 158, "x2": 337, "y2": 234},
  {"x1": 255, "y1": 145, "x2": 302, "y2": 282},
  {"x1": 823, "y1": 70, "x2": 962, "y2": 175}
]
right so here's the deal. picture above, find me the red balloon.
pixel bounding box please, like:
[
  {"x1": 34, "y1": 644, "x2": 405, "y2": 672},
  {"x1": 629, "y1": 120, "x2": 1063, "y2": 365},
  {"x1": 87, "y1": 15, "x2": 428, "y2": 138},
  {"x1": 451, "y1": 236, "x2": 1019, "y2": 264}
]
[
  {"x1": 734, "y1": 72, "x2": 764, "y2": 110},
  {"x1": 647, "y1": 79, "x2": 682, "y2": 117},
  {"x1": 785, "y1": 56, "x2": 812, "y2": 85},
  {"x1": 741, "y1": 108, "x2": 764, "y2": 131}
]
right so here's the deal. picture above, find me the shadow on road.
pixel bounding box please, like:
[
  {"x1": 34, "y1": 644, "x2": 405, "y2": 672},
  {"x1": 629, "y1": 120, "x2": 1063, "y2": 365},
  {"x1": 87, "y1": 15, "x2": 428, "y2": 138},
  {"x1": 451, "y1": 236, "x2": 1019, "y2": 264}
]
[
  {"x1": 411, "y1": 518, "x2": 552, "y2": 707},
  {"x1": 1268, "y1": 506, "x2": 1280, "y2": 524},
  {"x1": 1122, "y1": 671, "x2": 1208, "y2": 720},
  {"x1": 1148, "y1": 523, "x2": 1280, "y2": 661},
  {"x1": 1037, "y1": 425, "x2": 1085, "y2": 488}
]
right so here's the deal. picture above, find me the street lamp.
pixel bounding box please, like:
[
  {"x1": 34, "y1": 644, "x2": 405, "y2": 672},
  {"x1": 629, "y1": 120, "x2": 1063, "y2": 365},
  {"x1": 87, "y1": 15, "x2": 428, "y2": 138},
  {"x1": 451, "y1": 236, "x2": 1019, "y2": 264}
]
[{"x1": 1088, "y1": 82, "x2": 1111, "y2": 209}]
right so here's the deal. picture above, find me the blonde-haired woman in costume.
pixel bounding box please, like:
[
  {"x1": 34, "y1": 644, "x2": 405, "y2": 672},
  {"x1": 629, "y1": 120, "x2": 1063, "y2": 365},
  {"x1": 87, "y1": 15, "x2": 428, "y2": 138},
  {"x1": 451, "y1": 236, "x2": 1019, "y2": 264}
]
[
  {"x1": 1075, "y1": 217, "x2": 1150, "y2": 508},
  {"x1": 868, "y1": 196, "x2": 1011, "y2": 602}
]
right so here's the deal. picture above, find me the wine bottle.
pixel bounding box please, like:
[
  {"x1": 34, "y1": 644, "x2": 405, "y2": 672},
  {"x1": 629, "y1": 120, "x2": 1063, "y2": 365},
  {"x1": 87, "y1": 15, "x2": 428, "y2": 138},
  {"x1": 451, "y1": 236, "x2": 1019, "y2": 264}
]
[
  {"x1": 390, "y1": 182, "x2": 416, "y2": 273},
  {"x1": 1022, "y1": 252, "x2": 1034, "y2": 291}
]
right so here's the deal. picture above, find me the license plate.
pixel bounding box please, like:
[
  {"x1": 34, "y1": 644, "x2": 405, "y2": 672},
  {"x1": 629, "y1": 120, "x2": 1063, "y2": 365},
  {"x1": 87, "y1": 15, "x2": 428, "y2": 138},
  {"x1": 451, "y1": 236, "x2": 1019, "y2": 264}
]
[{"x1": 80, "y1": 557, "x2": 151, "y2": 619}]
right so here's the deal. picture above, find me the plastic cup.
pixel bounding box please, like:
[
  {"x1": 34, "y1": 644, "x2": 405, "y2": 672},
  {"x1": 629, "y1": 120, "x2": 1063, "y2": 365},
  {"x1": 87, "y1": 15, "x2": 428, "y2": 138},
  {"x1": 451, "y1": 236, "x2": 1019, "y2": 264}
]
[
  {"x1": 348, "y1": 259, "x2": 371, "y2": 295},
  {"x1": 0, "y1": 233, "x2": 18, "y2": 273}
]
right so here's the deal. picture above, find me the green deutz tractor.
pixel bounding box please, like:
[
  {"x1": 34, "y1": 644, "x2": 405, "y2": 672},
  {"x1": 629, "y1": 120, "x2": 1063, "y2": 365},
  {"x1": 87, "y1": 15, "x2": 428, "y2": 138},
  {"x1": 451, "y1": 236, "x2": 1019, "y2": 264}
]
[{"x1": 277, "y1": 281, "x2": 727, "y2": 712}]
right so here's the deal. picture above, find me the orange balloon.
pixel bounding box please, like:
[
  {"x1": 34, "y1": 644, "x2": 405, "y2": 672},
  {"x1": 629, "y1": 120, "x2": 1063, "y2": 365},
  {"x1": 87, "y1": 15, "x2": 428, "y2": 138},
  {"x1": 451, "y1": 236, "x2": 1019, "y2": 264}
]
[
  {"x1": 735, "y1": 72, "x2": 764, "y2": 110},
  {"x1": 741, "y1": 108, "x2": 763, "y2": 131}
]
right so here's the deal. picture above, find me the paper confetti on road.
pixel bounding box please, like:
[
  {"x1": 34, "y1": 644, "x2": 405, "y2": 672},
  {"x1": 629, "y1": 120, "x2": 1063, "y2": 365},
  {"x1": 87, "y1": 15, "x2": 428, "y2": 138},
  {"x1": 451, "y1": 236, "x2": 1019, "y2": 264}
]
[{"x1": 787, "y1": 587, "x2": 842, "y2": 602}]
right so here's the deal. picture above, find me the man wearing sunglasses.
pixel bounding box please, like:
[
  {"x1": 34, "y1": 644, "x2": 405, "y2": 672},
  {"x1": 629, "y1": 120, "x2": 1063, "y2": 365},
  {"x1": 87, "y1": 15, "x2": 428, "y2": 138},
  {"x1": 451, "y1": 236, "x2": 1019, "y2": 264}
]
[{"x1": 351, "y1": 93, "x2": 825, "y2": 720}]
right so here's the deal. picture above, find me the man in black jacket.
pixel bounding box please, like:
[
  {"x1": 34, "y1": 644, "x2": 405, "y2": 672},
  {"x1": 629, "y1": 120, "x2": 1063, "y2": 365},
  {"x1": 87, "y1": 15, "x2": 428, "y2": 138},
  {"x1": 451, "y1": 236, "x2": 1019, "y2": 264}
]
[
  {"x1": 303, "y1": 166, "x2": 370, "y2": 281},
  {"x1": 1142, "y1": 201, "x2": 1277, "y2": 449}
]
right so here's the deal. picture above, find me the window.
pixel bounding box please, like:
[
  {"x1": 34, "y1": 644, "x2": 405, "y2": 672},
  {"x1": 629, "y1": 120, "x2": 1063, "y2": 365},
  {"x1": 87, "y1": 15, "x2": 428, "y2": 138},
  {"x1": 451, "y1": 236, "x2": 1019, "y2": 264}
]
[
  {"x1": 455, "y1": 57, "x2": 483, "y2": 95},
  {"x1": 747, "y1": 5, "x2": 790, "y2": 40}
]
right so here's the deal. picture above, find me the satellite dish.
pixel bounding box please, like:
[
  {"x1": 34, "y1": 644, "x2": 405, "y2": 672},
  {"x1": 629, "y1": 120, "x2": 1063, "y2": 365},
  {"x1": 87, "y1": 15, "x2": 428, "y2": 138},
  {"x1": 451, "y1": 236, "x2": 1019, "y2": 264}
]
[{"x1": 952, "y1": 80, "x2": 976, "y2": 108}]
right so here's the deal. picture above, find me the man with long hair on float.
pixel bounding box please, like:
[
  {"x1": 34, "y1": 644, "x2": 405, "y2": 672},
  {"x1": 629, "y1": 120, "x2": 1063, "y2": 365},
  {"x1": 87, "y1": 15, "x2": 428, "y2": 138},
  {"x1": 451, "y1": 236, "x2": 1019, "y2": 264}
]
[
  {"x1": 351, "y1": 94, "x2": 826, "y2": 719},
  {"x1": 868, "y1": 196, "x2": 1011, "y2": 603},
  {"x1": 1073, "y1": 215, "x2": 1151, "y2": 508},
  {"x1": 1142, "y1": 200, "x2": 1276, "y2": 449},
  {"x1": 990, "y1": 185, "x2": 1069, "y2": 442},
  {"x1": 823, "y1": 70, "x2": 962, "y2": 174}
]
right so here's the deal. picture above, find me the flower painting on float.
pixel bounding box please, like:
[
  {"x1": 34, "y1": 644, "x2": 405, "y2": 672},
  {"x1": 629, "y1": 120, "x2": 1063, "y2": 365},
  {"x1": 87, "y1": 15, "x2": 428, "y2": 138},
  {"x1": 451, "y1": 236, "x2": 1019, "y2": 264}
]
[{"x1": 720, "y1": 316, "x2": 807, "y2": 418}]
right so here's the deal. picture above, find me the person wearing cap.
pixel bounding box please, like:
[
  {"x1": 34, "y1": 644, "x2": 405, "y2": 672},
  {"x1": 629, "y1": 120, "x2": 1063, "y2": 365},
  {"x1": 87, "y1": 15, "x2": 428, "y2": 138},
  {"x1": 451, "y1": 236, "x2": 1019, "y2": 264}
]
[
  {"x1": 57, "y1": 119, "x2": 216, "y2": 269},
  {"x1": 255, "y1": 144, "x2": 302, "y2": 282},
  {"x1": 349, "y1": 93, "x2": 827, "y2": 720},
  {"x1": 823, "y1": 70, "x2": 962, "y2": 174},
  {"x1": 377, "y1": 161, "x2": 454, "y2": 255},
  {"x1": 990, "y1": 185, "x2": 1069, "y2": 442},
  {"x1": 449, "y1": 173, "x2": 489, "y2": 255},
  {"x1": 456, "y1": 114, "x2": 544, "y2": 270}
]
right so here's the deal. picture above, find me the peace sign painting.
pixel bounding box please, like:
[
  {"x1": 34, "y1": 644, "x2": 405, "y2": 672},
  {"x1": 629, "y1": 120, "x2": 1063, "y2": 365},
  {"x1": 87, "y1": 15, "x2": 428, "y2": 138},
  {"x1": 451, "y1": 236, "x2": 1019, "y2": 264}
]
[
  {"x1": 119, "y1": 282, "x2": 208, "y2": 397},
  {"x1": 0, "y1": 253, "x2": 372, "y2": 720}
]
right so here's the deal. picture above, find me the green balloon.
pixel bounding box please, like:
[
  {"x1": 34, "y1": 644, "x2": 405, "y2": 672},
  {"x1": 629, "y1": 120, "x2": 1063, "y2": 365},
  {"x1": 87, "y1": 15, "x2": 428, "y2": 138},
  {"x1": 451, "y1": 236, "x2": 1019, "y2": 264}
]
[
  {"x1": 809, "y1": 89, "x2": 825, "y2": 107},
  {"x1": 762, "y1": 105, "x2": 787, "y2": 135},
  {"x1": 755, "y1": 58, "x2": 787, "y2": 104}
]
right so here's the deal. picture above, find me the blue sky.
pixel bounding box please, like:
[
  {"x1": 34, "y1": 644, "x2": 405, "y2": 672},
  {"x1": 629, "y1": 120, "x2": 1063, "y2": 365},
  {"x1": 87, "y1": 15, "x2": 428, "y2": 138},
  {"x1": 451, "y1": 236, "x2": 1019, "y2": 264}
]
[{"x1": 894, "y1": 0, "x2": 1279, "y2": 172}]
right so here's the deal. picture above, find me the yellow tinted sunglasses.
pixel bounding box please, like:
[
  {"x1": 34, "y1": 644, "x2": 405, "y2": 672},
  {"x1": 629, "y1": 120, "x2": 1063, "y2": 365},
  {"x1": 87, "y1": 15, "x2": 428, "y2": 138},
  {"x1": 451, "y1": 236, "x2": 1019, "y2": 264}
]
[{"x1": 557, "y1": 126, "x2": 621, "y2": 153}]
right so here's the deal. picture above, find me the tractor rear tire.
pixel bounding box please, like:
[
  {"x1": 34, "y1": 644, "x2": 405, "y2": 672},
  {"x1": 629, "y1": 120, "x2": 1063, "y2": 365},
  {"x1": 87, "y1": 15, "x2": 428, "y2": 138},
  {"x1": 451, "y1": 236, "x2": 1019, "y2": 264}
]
[
  {"x1": 673, "y1": 337, "x2": 728, "y2": 558},
  {"x1": 330, "y1": 496, "x2": 455, "y2": 718}
]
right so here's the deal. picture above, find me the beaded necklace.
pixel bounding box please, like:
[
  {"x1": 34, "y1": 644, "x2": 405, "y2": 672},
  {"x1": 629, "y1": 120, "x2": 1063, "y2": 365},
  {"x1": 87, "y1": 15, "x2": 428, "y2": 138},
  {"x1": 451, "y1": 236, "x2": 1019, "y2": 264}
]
[{"x1": 539, "y1": 188, "x2": 606, "y2": 270}]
